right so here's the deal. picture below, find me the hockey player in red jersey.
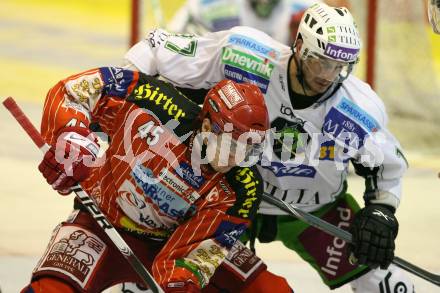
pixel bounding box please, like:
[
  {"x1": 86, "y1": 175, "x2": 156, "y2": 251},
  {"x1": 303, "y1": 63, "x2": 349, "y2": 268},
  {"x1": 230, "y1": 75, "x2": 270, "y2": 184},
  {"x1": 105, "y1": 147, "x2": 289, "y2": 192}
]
[{"x1": 20, "y1": 67, "x2": 292, "y2": 292}]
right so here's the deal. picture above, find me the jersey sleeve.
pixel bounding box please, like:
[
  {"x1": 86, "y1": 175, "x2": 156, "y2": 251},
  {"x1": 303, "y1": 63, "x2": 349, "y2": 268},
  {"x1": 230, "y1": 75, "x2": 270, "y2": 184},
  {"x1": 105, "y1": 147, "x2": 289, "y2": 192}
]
[
  {"x1": 40, "y1": 67, "x2": 139, "y2": 145},
  {"x1": 346, "y1": 77, "x2": 408, "y2": 209},
  {"x1": 152, "y1": 167, "x2": 262, "y2": 290},
  {"x1": 124, "y1": 28, "x2": 228, "y2": 89},
  {"x1": 152, "y1": 192, "x2": 249, "y2": 290}
]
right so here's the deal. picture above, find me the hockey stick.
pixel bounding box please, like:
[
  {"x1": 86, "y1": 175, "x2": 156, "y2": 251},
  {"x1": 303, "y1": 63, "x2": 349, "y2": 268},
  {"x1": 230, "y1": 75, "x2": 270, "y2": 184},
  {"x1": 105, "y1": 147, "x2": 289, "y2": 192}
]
[
  {"x1": 261, "y1": 193, "x2": 440, "y2": 287},
  {"x1": 2, "y1": 97, "x2": 164, "y2": 293}
]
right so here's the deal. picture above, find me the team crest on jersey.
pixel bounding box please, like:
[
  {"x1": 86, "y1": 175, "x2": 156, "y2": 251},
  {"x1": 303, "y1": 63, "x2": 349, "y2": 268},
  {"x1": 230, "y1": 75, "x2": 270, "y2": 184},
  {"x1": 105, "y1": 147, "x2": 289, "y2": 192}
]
[
  {"x1": 34, "y1": 226, "x2": 106, "y2": 290},
  {"x1": 271, "y1": 117, "x2": 310, "y2": 160}
]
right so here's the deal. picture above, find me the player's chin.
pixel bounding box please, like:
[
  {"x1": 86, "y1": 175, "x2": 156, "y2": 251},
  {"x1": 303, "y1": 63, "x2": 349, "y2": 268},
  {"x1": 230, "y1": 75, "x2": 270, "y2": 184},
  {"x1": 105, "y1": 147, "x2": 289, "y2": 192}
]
[{"x1": 312, "y1": 80, "x2": 332, "y2": 93}]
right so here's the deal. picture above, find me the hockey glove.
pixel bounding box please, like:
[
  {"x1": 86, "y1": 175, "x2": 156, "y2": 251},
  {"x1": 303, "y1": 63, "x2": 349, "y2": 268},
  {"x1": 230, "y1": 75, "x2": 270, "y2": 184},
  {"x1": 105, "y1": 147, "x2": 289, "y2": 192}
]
[
  {"x1": 348, "y1": 204, "x2": 398, "y2": 269},
  {"x1": 38, "y1": 127, "x2": 99, "y2": 195}
]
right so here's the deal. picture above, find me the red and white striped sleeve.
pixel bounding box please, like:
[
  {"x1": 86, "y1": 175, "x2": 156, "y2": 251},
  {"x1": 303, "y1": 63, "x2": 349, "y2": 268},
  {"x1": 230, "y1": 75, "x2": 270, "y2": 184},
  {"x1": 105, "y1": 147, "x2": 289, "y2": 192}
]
[
  {"x1": 152, "y1": 188, "x2": 250, "y2": 291},
  {"x1": 40, "y1": 67, "x2": 139, "y2": 145}
]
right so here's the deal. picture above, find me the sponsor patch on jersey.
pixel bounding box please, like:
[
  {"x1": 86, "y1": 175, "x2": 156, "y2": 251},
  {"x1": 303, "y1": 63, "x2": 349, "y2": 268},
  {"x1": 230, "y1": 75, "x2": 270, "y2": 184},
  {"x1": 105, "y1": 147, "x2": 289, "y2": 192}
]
[
  {"x1": 158, "y1": 168, "x2": 189, "y2": 194},
  {"x1": 100, "y1": 67, "x2": 135, "y2": 97},
  {"x1": 227, "y1": 167, "x2": 260, "y2": 219},
  {"x1": 34, "y1": 226, "x2": 106, "y2": 290},
  {"x1": 221, "y1": 47, "x2": 274, "y2": 80},
  {"x1": 228, "y1": 34, "x2": 280, "y2": 61},
  {"x1": 176, "y1": 162, "x2": 206, "y2": 189},
  {"x1": 159, "y1": 168, "x2": 201, "y2": 204},
  {"x1": 224, "y1": 64, "x2": 269, "y2": 93},
  {"x1": 224, "y1": 240, "x2": 264, "y2": 280},
  {"x1": 323, "y1": 105, "x2": 370, "y2": 149},
  {"x1": 117, "y1": 180, "x2": 173, "y2": 232},
  {"x1": 336, "y1": 97, "x2": 380, "y2": 133},
  {"x1": 131, "y1": 82, "x2": 187, "y2": 121},
  {"x1": 131, "y1": 164, "x2": 191, "y2": 219},
  {"x1": 262, "y1": 161, "x2": 317, "y2": 178},
  {"x1": 214, "y1": 221, "x2": 247, "y2": 249}
]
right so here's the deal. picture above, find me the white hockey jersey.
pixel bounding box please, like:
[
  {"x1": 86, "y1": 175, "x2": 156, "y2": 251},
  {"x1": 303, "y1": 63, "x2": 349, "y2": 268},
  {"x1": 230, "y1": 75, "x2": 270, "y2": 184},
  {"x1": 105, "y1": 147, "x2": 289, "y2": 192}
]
[
  {"x1": 168, "y1": 0, "x2": 319, "y2": 44},
  {"x1": 124, "y1": 26, "x2": 408, "y2": 214}
]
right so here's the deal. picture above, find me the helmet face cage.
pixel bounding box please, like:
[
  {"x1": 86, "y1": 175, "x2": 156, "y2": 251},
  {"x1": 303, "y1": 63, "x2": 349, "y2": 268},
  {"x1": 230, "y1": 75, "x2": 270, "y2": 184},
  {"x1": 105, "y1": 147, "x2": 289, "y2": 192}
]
[{"x1": 295, "y1": 3, "x2": 361, "y2": 82}]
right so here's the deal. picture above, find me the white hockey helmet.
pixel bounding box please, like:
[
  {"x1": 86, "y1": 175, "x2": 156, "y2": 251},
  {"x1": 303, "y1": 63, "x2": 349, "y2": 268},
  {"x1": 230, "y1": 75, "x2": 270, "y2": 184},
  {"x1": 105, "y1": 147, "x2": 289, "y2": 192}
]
[{"x1": 295, "y1": 3, "x2": 361, "y2": 65}]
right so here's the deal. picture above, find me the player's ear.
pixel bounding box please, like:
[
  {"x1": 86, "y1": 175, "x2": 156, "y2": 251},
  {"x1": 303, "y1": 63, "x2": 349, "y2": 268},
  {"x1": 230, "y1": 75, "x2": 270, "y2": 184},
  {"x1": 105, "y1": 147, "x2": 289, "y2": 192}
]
[
  {"x1": 201, "y1": 118, "x2": 212, "y2": 133},
  {"x1": 294, "y1": 38, "x2": 303, "y2": 52}
]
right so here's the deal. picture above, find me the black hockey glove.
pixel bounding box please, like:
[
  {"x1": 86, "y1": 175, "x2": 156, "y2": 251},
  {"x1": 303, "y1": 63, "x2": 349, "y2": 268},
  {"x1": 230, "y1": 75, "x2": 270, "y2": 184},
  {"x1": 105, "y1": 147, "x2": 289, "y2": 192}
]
[{"x1": 348, "y1": 204, "x2": 399, "y2": 269}]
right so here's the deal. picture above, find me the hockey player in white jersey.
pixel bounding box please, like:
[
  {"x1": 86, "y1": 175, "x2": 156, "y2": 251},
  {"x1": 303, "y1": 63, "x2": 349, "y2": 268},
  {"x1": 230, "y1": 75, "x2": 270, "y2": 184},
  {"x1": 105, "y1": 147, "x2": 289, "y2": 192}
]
[{"x1": 124, "y1": 3, "x2": 414, "y2": 292}]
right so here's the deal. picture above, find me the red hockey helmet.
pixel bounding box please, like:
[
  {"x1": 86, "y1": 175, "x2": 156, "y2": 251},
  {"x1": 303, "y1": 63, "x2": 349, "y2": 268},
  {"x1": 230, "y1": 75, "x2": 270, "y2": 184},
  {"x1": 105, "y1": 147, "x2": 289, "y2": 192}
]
[{"x1": 201, "y1": 79, "x2": 270, "y2": 142}]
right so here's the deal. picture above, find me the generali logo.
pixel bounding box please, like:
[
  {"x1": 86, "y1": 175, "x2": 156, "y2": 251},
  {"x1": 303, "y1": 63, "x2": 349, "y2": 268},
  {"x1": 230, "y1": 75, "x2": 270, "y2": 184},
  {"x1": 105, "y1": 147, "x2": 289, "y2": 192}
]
[{"x1": 39, "y1": 227, "x2": 106, "y2": 287}]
